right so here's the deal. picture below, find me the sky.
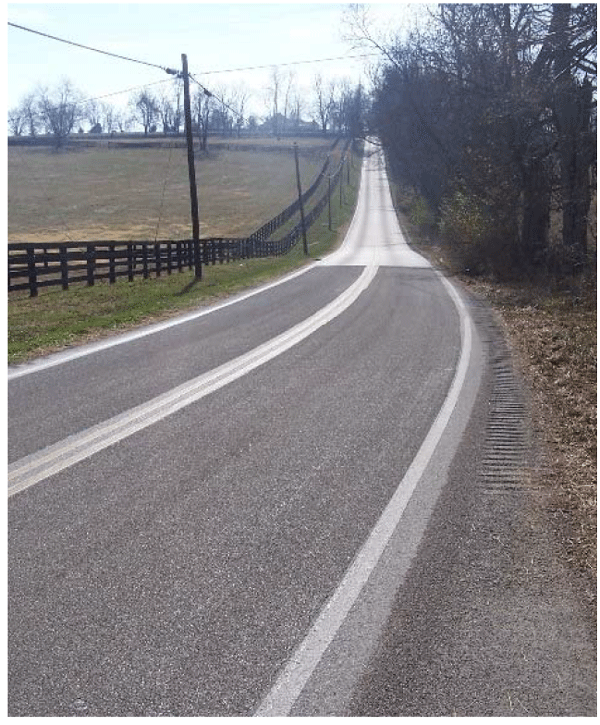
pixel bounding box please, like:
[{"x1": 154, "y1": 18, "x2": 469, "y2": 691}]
[{"x1": 6, "y1": 1, "x2": 416, "y2": 126}]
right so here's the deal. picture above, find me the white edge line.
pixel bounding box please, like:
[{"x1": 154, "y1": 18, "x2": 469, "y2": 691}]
[
  {"x1": 7, "y1": 262, "x2": 320, "y2": 381},
  {"x1": 8, "y1": 265, "x2": 378, "y2": 498},
  {"x1": 253, "y1": 273, "x2": 473, "y2": 717}
]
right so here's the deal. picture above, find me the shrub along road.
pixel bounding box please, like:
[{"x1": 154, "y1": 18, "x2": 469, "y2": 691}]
[{"x1": 7, "y1": 141, "x2": 595, "y2": 716}]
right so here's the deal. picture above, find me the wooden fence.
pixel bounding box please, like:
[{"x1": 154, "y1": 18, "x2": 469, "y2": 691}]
[{"x1": 8, "y1": 140, "x2": 352, "y2": 297}]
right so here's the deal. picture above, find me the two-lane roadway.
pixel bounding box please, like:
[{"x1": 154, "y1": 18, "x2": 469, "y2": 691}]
[{"x1": 8, "y1": 140, "x2": 483, "y2": 716}]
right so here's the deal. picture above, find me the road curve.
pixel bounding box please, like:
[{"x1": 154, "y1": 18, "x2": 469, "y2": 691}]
[{"x1": 9, "y1": 140, "x2": 480, "y2": 716}]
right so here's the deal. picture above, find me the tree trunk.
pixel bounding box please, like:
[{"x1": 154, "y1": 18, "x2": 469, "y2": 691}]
[
  {"x1": 521, "y1": 157, "x2": 551, "y2": 267},
  {"x1": 554, "y1": 78, "x2": 594, "y2": 271}
]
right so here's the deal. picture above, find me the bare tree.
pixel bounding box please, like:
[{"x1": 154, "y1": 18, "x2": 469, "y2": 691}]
[
  {"x1": 313, "y1": 74, "x2": 336, "y2": 134},
  {"x1": 114, "y1": 109, "x2": 132, "y2": 133},
  {"x1": 282, "y1": 71, "x2": 296, "y2": 134},
  {"x1": 129, "y1": 90, "x2": 159, "y2": 135},
  {"x1": 269, "y1": 66, "x2": 281, "y2": 137},
  {"x1": 156, "y1": 80, "x2": 185, "y2": 135},
  {"x1": 19, "y1": 92, "x2": 38, "y2": 136},
  {"x1": 210, "y1": 84, "x2": 236, "y2": 136},
  {"x1": 290, "y1": 93, "x2": 304, "y2": 130},
  {"x1": 194, "y1": 86, "x2": 213, "y2": 150},
  {"x1": 85, "y1": 99, "x2": 102, "y2": 132},
  {"x1": 228, "y1": 83, "x2": 250, "y2": 137},
  {"x1": 156, "y1": 87, "x2": 174, "y2": 134},
  {"x1": 172, "y1": 78, "x2": 183, "y2": 135},
  {"x1": 101, "y1": 102, "x2": 116, "y2": 134},
  {"x1": 37, "y1": 79, "x2": 84, "y2": 147},
  {"x1": 8, "y1": 107, "x2": 25, "y2": 136}
]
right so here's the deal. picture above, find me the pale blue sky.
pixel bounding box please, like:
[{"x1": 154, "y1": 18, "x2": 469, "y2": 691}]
[{"x1": 6, "y1": 2, "x2": 412, "y2": 123}]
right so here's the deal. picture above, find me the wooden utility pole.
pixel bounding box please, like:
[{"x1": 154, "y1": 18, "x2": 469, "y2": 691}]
[
  {"x1": 181, "y1": 53, "x2": 201, "y2": 280},
  {"x1": 294, "y1": 143, "x2": 309, "y2": 255}
]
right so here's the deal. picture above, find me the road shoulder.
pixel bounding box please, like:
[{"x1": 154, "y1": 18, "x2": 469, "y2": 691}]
[{"x1": 348, "y1": 294, "x2": 596, "y2": 716}]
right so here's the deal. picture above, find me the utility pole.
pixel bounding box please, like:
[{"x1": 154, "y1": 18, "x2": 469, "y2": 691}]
[
  {"x1": 181, "y1": 53, "x2": 201, "y2": 280},
  {"x1": 294, "y1": 143, "x2": 309, "y2": 255}
]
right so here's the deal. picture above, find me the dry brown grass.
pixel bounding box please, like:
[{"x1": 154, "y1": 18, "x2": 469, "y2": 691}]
[
  {"x1": 8, "y1": 139, "x2": 338, "y2": 243},
  {"x1": 465, "y1": 279, "x2": 597, "y2": 583},
  {"x1": 390, "y1": 181, "x2": 597, "y2": 585}
]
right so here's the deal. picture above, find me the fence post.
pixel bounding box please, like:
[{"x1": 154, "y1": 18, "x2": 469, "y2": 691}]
[
  {"x1": 109, "y1": 244, "x2": 116, "y2": 284},
  {"x1": 155, "y1": 242, "x2": 161, "y2": 277},
  {"x1": 60, "y1": 244, "x2": 69, "y2": 290},
  {"x1": 143, "y1": 244, "x2": 149, "y2": 279},
  {"x1": 176, "y1": 242, "x2": 183, "y2": 272},
  {"x1": 27, "y1": 247, "x2": 38, "y2": 298},
  {"x1": 87, "y1": 244, "x2": 95, "y2": 287},
  {"x1": 328, "y1": 175, "x2": 332, "y2": 230},
  {"x1": 339, "y1": 160, "x2": 344, "y2": 206},
  {"x1": 127, "y1": 244, "x2": 134, "y2": 282}
]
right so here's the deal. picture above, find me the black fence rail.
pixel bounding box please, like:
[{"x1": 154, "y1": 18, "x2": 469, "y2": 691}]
[
  {"x1": 9, "y1": 140, "x2": 353, "y2": 297},
  {"x1": 8, "y1": 241, "x2": 196, "y2": 296}
]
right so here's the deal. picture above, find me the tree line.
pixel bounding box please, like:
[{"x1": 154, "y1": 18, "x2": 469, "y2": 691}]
[
  {"x1": 352, "y1": 3, "x2": 596, "y2": 280},
  {"x1": 8, "y1": 70, "x2": 366, "y2": 148}
]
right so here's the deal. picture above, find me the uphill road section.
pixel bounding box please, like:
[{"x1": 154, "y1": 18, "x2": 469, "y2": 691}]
[{"x1": 9, "y1": 139, "x2": 593, "y2": 716}]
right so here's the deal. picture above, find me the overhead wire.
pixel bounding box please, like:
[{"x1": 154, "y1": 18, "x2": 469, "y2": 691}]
[
  {"x1": 8, "y1": 21, "x2": 178, "y2": 74},
  {"x1": 80, "y1": 78, "x2": 176, "y2": 106},
  {"x1": 192, "y1": 52, "x2": 381, "y2": 77},
  {"x1": 188, "y1": 73, "x2": 244, "y2": 121},
  {"x1": 8, "y1": 21, "x2": 381, "y2": 85},
  {"x1": 9, "y1": 20, "x2": 377, "y2": 129}
]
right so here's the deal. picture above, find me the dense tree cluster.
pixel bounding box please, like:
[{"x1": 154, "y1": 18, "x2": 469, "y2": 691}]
[{"x1": 358, "y1": 3, "x2": 596, "y2": 278}]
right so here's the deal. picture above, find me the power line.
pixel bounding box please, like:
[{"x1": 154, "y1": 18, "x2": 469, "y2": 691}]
[
  {"x1": 192, "y1": 52, "x2": 381, "y2": 77},
  {"x1": 80, "y1": 78, "x2": 175, "y2": 106},
  {"x1": 9, "y1": 20, "x2": 380, "y2": 82},
  {"x1": 8, "y1": 21, "x2": 178, "y2": 74},
  {"x1": 188, "y1": 73, "x2": 243, "y2": 121},
  {"x1": 187, "y1": 51, "x2": 382, "y2": 120},
  {"x1": 8, "y1": 19, "x2": 376, "y2": 127}
]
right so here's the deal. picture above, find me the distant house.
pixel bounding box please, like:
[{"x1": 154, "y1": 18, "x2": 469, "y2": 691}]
[{"x1": 259, "y1": 114, "x2": 320, "y2": 137}]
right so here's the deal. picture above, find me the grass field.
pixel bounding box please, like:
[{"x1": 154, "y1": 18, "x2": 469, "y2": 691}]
[
  {"x1": 8, "y1": 137, "x2": 339, "y2": 242},
  {"x1": 7, "y1": 139, "x2": 361, "y2": 362}
]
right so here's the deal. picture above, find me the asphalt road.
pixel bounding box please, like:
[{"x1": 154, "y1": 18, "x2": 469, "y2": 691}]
[{"x1": 8, "y1": 141, "x2": 595, "y2": 716}]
